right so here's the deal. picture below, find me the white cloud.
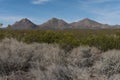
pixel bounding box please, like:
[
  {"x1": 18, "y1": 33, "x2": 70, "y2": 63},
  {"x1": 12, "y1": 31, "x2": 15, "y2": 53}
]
[
  {"x1": 0, "y1": 16, "x2": 24, "y2": 22},
  {"x1": 92, "y1": 9, "x2": 120, "y2": 24},
  {"x1": 78, "y1": 0, "x2": 120, "y2": 24},
  {"x1": 0, "y1": 16, "x2": 24, "y2": 27},
  {"x1": 32, "y1": 0, "x2": 50, "y2": 4},
  {"x1": 79, "y1": 0, "x2": 114, "y2": 9},
  {"x1": 88, "y1": 0, "x2": 113, "y2": 3},
  {"x1": 79, "y1": 0, "x2": 114, "y2": 4}
]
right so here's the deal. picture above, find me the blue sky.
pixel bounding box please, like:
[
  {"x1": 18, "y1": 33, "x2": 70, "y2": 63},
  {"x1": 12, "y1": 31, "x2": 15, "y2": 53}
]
[{"x1": 0, "y1": 0, "x2": 120, "y2": 27}]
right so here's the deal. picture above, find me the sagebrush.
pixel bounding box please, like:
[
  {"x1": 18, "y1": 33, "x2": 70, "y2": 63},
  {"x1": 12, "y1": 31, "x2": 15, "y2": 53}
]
[{"x1": 0, "y1": 38, "x2": 119, "y2": 80}]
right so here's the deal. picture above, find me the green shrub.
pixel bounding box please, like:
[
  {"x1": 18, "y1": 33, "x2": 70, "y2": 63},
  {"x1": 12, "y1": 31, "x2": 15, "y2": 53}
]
[{"x1": 0, "y1": 29, "x2": 120, "y2": 51}]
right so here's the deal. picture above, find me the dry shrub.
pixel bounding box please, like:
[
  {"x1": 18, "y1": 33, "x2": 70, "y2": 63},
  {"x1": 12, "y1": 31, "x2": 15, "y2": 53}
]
[
  {"x1": 99, "y1": 50, "x2": 120, "y2": 77},
  {"x1": 30, "y1": 64, "x2": 108, "y2": 80},
  {"x1": 0, "y1": 38, "x2": 119, "y2": 80},
  {"x1": 3, "y1": 71, "x2": 34, "y2": 80},
  {"x1": 30, "y1": 64, "x2": 91, "y2": 80},
  {"x1": 30, "y1": 43, "x2": 64, "y2": 69},
  {"x1": 0, "y1": 38, "x2": 65, "y2": 80},
  {"x1": 67, "y1": 46, "x2": 100, "y2": 68},
  {"x1": 109, "y1": 74, "x2": 120, "y2": 80},
  {"x1": 0, "y1": 38, "x2": 33, "y2": 75}
]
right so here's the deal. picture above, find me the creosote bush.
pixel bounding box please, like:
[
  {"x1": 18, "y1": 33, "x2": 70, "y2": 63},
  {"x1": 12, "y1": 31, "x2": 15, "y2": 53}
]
[{"x1": 0, "y1": 29, "x2": 120, "y2": 51}]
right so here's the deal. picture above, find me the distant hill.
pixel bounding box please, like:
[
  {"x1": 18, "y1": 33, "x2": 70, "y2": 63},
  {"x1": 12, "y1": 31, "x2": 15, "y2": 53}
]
[
  {"x1": 6, "y1": 18, "x2": 120, "y2": 30},
  {"x1": 8, "y1": 18, "x2": 37, "y2": 29},
  {"x1": 70, "y1": 18, "x2": 110, "y2": 29},
  {"x1": 39, "y1": 18, "x2": 71, "y2": 30}
]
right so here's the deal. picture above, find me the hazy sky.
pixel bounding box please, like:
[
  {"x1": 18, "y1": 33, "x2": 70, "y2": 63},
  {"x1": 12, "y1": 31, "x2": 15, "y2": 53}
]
[{"x1": 0, "y1": 0, "x2": 120, "y2": 27}]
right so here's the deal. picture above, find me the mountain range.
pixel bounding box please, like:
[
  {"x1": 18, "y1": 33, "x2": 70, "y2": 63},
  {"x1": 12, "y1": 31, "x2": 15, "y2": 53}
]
[{"x1": 6, "y1": 18, "x2": 120, "y2": 30}]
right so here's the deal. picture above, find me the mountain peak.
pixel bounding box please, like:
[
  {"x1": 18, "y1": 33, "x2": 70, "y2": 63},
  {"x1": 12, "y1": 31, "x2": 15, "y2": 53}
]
[
  {"x1": 48, "y1": 18, "x2": 60, "y2": 22},
  {"x1": 39, "y1": 18, "x2": 70, "y2": 29},
  {"x1": 82, "y1": 18, "x2": 91, "y2": 21},
  {"x1": 51, "y1": 18, "x2": 59, "y2": 20},
  {"x1": 19, "y1": 18, "x2": 32, "y2": 23},
  {"x1": 71, "y1": 18, "x2": 104, "y2": 29},
  {"x1": 47, "y1": 18, "x2": 67, "y2": 24},
  {"x1": 80, "y1": 18, "x2": 96, "y2": 23},
  {"x1": 7, "y1": 18, "x2": 112, "y2": 30},
  {"x1": 49, "y1": 18, "x2": 65, "y2": 22},
  {"x1": 21, "y1": 18, "x2": 29, "y2": 21},
  {"x1": 9, "y1": 18, "x2": 37, "y2": 29},
  {"x1": 78, "y1": 18, "x2": 102, "y2": 25}
]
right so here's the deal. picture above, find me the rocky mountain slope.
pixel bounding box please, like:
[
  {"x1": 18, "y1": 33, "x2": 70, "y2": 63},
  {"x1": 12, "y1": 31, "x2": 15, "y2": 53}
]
[
  {"x1": 39, "y1": 18, "x2": 71, "y2": 30},
  {"x1": 8, "y1": 18, "x2": 37, "y2": 29},
  {"x1": 70, "y1": 18, "x2": 110, "y2": 29},
  {"x1": 7, "y1": 18, "x2": 120, "y2": 29}
]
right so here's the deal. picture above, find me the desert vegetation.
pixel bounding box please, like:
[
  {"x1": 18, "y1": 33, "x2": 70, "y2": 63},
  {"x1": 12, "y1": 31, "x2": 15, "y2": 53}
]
[
  {"x1": 0, "y1": 29, "x2": 120, "y2": 51},
  {"x1": 0, "y1": 30, "x2": 120, "y2": 80},
  {"x1": 0, "y1": 38, "x2": 119, "y2": 80}
]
